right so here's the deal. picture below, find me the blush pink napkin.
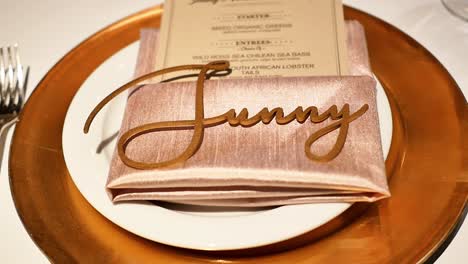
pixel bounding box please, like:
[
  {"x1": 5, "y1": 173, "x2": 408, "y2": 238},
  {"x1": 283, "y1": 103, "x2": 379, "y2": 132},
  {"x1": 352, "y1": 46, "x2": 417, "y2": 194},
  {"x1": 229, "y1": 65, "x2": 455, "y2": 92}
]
[{"x1": 105, "y1": 21, "x2": 390, "y2": 207}]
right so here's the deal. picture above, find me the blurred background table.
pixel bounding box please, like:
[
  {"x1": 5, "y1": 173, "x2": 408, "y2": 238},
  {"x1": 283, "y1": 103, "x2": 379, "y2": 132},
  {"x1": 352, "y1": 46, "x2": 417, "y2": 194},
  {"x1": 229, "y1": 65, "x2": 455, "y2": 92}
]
[{"x1": 0, "y1": 0, "x2": 466, "y2": 262}]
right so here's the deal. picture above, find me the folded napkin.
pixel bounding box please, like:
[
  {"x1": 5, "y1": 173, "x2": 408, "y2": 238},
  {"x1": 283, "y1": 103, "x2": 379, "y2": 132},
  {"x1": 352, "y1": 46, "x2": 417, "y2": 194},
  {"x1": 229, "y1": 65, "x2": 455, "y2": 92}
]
[{"x1": 102, "y1": 21, "x2": 390, "y2": 207}]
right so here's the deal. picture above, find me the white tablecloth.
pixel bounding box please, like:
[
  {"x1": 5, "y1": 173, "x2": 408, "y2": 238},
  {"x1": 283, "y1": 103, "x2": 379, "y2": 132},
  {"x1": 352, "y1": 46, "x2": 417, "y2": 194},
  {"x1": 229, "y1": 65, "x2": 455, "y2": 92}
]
[{"x1": 1, "y1": 0, "x2": 466, "y2": 262}]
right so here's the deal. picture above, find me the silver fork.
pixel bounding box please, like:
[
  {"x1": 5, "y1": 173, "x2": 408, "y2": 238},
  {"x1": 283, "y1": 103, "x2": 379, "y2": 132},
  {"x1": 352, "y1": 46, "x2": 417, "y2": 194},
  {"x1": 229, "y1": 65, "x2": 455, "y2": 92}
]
[{"x1": 0, "y1": 45, "x2": 29, "y2": 134}]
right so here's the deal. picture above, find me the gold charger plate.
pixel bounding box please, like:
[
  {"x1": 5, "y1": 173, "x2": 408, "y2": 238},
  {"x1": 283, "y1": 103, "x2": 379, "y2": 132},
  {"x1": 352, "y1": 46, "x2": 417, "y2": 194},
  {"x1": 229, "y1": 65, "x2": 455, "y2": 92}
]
[{"x1": 9, "y1": 5, "x2": 467, "y2": 263}]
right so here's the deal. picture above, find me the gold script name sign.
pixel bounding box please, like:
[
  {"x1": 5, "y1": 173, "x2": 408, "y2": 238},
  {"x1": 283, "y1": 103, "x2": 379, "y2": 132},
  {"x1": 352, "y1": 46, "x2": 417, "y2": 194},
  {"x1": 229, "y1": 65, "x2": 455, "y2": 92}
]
[{"x1": 84, "y1": 61, "x2": 368, "y2": 170}]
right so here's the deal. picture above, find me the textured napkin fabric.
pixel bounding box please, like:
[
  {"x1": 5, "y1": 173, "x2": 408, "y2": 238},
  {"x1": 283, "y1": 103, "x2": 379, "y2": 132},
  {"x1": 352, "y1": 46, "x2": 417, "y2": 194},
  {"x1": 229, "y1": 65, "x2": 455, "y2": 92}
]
[{"x1": 106, "y1": 21, "x2": 390, "y2": 207}]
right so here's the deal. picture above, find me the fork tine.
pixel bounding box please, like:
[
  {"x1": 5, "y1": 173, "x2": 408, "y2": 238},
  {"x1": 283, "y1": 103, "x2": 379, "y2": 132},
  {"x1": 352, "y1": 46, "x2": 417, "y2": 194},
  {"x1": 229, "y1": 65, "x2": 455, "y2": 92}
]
[
  {"x1": 20, "y1": 67, "x2": 30, "y2": 107},
  {"x1": 14, "y1": 66, "x2": 29, "y2": 111},
  {"x1": 7, "y1": 46, "x2": 14, "y2": 79},
  {"x1": 0, "y1": 47, "x2": 4, "y2": 109},
  {"x1": 2, "y1": 47, "x2": 12, "y2": 111},
  {"x1": 9, "y1": 77, "x2": 18, "y2": 113},
  {"x1": 1, "y1": 47, "x2": 9, "y2": 112},
  {"x1": 0, "y1": 47, "x2": 6, "y2": 107},
  {"x1": 5, "y1": 46, "x2": 15, "y2": 104},
  {"x1": 0, "y1": 47, "x2": 5, "y2": 87},
  {"x1": 11, "y1": 45, "x2": 25, "y2": 107},
  {"x1": 7, "y1": 46, "x2": 16, "y2": 68},
  {"x1": 3, "y1": 46, "x2": 15, "y2": 112}
]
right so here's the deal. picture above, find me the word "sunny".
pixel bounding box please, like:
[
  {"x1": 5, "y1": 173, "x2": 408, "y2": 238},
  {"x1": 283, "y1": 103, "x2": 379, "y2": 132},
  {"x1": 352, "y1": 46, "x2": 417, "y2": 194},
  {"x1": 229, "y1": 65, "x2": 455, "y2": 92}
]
[{"x1": 84, "y1": 61, "x2": 368, "y2": 170}]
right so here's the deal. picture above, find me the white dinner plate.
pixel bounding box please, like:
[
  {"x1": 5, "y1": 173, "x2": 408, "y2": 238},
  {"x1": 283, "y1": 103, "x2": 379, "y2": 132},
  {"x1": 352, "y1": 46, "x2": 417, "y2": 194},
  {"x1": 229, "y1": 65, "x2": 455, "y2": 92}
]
[{"x1": 62, "y1": 41, "x2": 393, "y2": 251}]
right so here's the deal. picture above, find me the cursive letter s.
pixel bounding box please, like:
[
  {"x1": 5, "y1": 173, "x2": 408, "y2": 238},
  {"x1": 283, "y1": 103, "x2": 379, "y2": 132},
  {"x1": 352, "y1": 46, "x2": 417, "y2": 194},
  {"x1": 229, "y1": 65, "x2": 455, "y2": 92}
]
[{"x1": 83, "y1": 61, "x2": 230, "y2": 170}]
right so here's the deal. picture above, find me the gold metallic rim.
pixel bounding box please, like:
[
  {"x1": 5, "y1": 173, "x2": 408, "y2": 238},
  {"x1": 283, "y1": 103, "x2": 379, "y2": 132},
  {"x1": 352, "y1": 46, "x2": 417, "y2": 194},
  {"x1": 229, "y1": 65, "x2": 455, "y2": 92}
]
[{"x1": 9, "y1": 5, "x2": 468, "y2": 263}]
